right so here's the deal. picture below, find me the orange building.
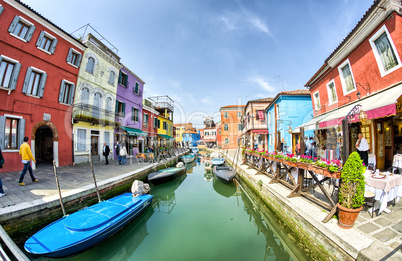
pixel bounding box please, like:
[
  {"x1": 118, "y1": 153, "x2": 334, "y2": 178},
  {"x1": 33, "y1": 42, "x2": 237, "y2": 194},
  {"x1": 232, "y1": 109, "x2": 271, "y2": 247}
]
[{"x1": 219, "y1": 105, "x2": 245, "y2": 149}]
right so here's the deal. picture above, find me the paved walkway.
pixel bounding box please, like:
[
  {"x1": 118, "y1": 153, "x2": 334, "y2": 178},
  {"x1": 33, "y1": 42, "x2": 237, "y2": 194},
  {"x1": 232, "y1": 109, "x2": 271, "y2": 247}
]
[{"x1": 222, "y1": 149, "x2": 402, "y2": 260}]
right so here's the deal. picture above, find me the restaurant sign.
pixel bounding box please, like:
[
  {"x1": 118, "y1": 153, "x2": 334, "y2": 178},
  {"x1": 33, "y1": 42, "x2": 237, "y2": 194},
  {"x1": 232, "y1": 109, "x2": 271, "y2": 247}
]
[{"x1": 397, "y1": 96, "x2": 402, "y2": 114}]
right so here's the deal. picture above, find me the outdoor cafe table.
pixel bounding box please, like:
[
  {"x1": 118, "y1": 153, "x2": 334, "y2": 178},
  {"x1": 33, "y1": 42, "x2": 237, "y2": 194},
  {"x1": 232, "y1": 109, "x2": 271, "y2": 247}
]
[{"x1": 364, "y1": 171, "x2": 402, "y2": 214}]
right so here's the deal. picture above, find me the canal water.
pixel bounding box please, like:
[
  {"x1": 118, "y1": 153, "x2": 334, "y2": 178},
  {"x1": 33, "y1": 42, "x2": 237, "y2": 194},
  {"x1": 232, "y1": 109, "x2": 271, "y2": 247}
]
[{"x1": 33, "y1": 160, "x2": 310, "y2": 261}]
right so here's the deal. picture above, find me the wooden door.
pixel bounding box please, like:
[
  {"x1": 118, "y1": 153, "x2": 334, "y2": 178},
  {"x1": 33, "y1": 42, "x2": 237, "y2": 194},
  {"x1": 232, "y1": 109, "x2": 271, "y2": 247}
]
[
  {"x1": 91, "y1": 136, "x2": 99, "y2": 156},
  {"x1": 376, "y1": 121, "x2": 385, "y2": 170}
]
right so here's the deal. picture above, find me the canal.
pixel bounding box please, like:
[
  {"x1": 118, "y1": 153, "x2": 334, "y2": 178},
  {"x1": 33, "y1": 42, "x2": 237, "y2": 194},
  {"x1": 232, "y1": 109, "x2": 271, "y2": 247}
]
[{"x1": 32, "y1": 160, "x2": 311, "y2": 261}]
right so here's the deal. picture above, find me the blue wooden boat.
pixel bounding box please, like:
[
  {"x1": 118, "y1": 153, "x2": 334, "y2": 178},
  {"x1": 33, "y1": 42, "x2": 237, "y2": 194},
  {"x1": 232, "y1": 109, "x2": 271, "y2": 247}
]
[
  {"x1": 211, "y1": 157, "x2": 225, "y2": 166},
  {"x1": 24, "y1": 193, "x2": 153, "y2": 258},
  {"x1": 181, "y1": 154, "x2": 195, "y2": 164},
  {"x1": 148, "y1": 166, "x2": 186, "y2": 185}
]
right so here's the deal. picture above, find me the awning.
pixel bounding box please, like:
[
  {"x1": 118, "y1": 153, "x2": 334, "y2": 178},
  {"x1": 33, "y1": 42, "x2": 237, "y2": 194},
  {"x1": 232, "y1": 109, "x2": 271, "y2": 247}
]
[
  {"x1": 252, "y1": 129, "x2": 268, "y2": 134},
  {"x1": 295, "y1": 114, "x2": 327, "y2": 132},
  {"x1": 158, "y1": 134, "x2": 173, "y2": 139},
  {"x1": 120, "y1": 126, "x2": 148, "y2": 137},
  {"x1": 318, "y1": 84, "x2": 401, "y2": 128}
]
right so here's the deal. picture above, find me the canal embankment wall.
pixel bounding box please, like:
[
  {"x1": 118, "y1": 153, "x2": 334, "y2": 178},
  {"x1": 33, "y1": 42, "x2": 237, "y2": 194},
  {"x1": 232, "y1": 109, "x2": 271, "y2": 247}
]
[
  {"x1": 218, "y1": 149, "x2": 402, "y2": 261},
  {"x1": 0, "y1": 151, "x2": 187, "y2": 245}
]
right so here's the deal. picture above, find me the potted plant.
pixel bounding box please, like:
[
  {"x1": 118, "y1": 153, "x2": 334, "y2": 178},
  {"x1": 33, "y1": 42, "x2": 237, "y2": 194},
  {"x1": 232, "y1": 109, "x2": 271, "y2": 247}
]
[{"x1": 337, "y1": 151, "x2": 366, "y2": 229}]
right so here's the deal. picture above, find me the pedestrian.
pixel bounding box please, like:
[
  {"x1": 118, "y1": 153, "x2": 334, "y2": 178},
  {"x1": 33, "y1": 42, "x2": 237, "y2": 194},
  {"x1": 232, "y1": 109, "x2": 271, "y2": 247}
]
[
  {"x1": 115, "y1": 142, "x2": 121, "y2": 165},
  {"x1": 295, "y1": 142, "x2": 300, "y2": 155},
  {"x1": 120, "y1": 145, "x2": 128, "y2": 165},
  {"x1": 0, "y1": 148, "x2": 5, "y2": 197},
  {"x1": 356, "y1": 133, "x2": 369, "y2": 166},
  {"x1": 19, "y1": 137, "x2": 38, "y2": 186},
  {"x1": 102, "y1": 142, "x2": 110, "y2": 165}
]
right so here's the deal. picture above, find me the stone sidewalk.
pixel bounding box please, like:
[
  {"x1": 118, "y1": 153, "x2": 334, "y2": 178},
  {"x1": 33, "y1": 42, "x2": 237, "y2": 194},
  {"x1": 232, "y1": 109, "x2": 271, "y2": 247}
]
[{"x1": 221, "y1": 149, "x2": 402, "y2": 260}]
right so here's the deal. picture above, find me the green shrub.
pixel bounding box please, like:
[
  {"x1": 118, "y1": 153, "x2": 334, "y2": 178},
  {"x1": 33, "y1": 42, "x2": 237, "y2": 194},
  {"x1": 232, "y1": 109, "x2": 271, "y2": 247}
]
[{"x1": 338, "y1": 152, "x2": 365, "y2": 209}]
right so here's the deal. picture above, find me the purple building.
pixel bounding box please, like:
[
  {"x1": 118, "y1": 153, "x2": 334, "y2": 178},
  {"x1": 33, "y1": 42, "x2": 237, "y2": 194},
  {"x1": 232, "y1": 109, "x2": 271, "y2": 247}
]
[{"x1": 115, "y1": 65, "x2": 147, "y2": 157}]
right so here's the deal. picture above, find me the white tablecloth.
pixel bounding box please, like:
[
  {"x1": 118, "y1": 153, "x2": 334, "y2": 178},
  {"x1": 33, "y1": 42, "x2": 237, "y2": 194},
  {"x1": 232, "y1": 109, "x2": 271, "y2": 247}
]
[{"x1": 364, "y1": 172, "x2": 402, "y2": 214}]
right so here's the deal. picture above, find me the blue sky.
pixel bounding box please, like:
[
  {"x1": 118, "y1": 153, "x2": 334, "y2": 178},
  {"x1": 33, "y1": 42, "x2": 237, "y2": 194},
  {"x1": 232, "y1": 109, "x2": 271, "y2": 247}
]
[{"x1": 26, "y1": 0, "x2": 374, "y2": 127}]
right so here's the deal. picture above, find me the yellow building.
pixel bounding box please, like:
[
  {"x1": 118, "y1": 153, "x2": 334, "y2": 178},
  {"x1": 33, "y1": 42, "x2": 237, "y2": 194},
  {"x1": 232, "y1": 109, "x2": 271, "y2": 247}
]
[
  {"x1": 173, "y1": 123, "x2": 193, "y2": 143},
  {"x1": 72, "y1": 33, "x2": 121, "y2": 163}
]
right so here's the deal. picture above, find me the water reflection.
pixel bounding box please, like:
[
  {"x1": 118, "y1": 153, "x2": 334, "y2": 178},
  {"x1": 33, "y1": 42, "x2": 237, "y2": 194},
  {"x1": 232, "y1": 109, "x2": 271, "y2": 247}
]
[
  {"x1": 212, "y1": 176, "x2": 237, "y2": 198},
  {"x1": 185, "y1": 161, "x2": 195, "y2": 173},
  {"x1": 204, "y1": 170, "x2": 213, "y2": 182},
  {"x1": 151, "y1": 174, "x2": 187, "y2": 214}
]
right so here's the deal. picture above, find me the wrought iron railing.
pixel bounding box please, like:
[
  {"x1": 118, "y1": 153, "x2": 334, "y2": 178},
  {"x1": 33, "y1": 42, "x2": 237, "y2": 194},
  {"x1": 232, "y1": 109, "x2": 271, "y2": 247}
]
[{"x1": 72, "y1": 103, "x2": 116, "y2": 125}]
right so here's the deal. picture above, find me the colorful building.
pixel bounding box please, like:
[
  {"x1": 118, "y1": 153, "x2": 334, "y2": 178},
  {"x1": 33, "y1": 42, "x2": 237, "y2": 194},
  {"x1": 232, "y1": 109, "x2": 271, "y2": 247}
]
[
  {"x1": 173, "y1": 123, "x2": 193, "y2": 145},
  {"x1": 219, "y1": 105, "x2": 245, "y2": 149},
  {"x1": 142, "y1": 98, "x2": 159, "y2": 149},
  {"x1": 305, "y1": 0, "x2": 402, "y2": 167},
  {"x1": 241, "y1": 98, "x2": 273, "y2": 151},
  {"x1": 182, "y1": 129, "x2": 200, "y2": 147},
  {"x1": 72, "y1": 33, "x2": 121, "y2": 164},
  {"x1": 115, "y1": 65, "x2": 146, "y2": 156},
  {"x1": 149, "y1": 96, "x2": 174, "y2": 147},
  {"x1": 266, "y1": 90, "x2": 313, "y2": 154},
  {"x1": 0, "y1": 0, "x2": 85, "y2": 171}
]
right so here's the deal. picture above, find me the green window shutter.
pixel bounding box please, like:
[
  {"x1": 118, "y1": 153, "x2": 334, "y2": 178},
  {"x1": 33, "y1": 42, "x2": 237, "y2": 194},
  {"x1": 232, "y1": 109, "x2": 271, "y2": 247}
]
[
  {"x1": 122, "y1": 103, "x2": 125, "y2": 117},
  {"x1": 18, "y1": 118, "x2": 25, "y2": 147},
  {"x1": 8, "y1": 16, "x2": 20, "y2": 33},
  {"x1": 9, "y1": 62, "x2": 21, "y2": 91},
  {"x1": 118, "y1": 71, "x2": 122, "y2": 84},
  {"x1": 115, "y1": 101, "x2": 119, "y2": 113},
  {"x1": 58, "y1": 80, "x2": 65, "y2": 102},
  {"x1": 0, "y1": 116, "x2": 5, "y2": 150},
  {"x1": 49, "y1": 38, "x2": 58, "y2": 54},
  {"x1": 38, "y1": 73, "x2": 47, "y2": 97},
  {"x1": 25, "y1": 25, "x2": 35, "y2": 42},
  {"x1": 132, "y1": 107, "x2": 134, "y2": 121},
  {"x1": 68, "y1": 84, "x2": 76, "y2": 105},
  {"x1": 66, "y1": 48, "x2": 73, "y2": 63},
  {"x1": 124, "y1": 74, "x2": 128, "y2": 87},
  {"x1": 22, "y1": 67, "x2": 32, "y2": 94},
  {"x1": 36, "y1": 31, "x2": 45, "y2": 47}
]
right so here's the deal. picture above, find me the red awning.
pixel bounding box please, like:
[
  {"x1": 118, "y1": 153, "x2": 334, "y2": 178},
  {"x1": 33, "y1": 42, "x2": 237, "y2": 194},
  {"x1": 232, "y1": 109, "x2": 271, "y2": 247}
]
[{"x1": 252, "y1": 129, "x2": 268, "y2": 134}]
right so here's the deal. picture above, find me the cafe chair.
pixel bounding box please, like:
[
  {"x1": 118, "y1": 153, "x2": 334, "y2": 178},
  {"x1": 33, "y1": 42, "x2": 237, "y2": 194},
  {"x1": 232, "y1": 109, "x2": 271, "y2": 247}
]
[{"x1": 364, "y1": 191, "x2": 376, "y2": 218}]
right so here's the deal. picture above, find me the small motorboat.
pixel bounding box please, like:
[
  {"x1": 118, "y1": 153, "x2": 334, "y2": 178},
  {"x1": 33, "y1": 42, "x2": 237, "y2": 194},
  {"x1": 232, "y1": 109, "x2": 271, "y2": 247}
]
[
  {"x1": 181, "y1": 154, "x2": 195, "y2": 164},
  {"x1": 148, "y1": 164, "x2": 186, "y2": 185},
  {"x1": 211, "y1": 157, "x2": 225, "y2": 166},
  {"x1": 24, "y1": 191, "x2": 153, "y2": 258},
  {"x1": 191, "y1": 147, "x2": 199, "y2": 154},
  {"x1": 213, "y1": 165, "x2": 236, "y2": 184}
]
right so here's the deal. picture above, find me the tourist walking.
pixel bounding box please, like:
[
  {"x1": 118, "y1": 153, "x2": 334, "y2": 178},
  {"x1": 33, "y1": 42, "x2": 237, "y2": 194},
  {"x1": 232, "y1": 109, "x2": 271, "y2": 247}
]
[
  {"x1": 19, "y1": 137, "x2": 38, "y2": 186},
  {"x1": 103, "y1": 143, "x2": 110, "y2": 165},
  {"x1": 120, "y1": 145, "x2": 128, "y2": 165},
  {"x1": 0, "y1": 148, "x2": 5, "y2": 197},
  {"x1": 115, "y1": 142, "x2": 122, "y2": 165},
  {"x1": 356, "y1": 133, "x2": 369, "y2": 166}
]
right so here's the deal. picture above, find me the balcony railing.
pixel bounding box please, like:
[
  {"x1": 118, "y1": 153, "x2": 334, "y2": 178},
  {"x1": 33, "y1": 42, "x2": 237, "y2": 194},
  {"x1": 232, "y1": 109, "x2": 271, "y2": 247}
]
[
  {"x1": 73, "y1": 103, "x2": 118, "y2": 126},
  {"x1": 149, "y1": 96, "x2": 174, "y2": 112}
]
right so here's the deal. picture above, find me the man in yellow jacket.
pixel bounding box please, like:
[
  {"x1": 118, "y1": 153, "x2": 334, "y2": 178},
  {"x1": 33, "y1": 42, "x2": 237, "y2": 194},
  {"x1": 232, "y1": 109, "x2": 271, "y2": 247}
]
[{"x1": 19, "y1": 137, "x2": 38, "y2": 186}]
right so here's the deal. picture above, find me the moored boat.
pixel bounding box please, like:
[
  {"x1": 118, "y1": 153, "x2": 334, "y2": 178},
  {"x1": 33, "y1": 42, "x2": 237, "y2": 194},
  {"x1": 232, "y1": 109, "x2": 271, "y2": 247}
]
[
  {"x1": 148, "y1": 166, "x2": 186, "y2": 185},
  {"x1": 181, "y1": 154, "x2": 195, "y2": 163},
  {"x1": 24, "y1": 193, "x2": 153, "y2": 258},
  {"x1": 211, "y1": 157, "x2": 225, "y2": 166},
  {"x1": 191, "y1": 147, "x2": 199, "y2": 154},
  {"x1": 213, "y1": 165, "x2": 236, "y2": 184}
]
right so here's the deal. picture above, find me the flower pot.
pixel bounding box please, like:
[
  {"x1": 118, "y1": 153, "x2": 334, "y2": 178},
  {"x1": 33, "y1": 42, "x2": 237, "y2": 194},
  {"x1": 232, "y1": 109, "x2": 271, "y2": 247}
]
[
  {"x1": 337, "y1": 203, "x2": 362, "y2": 229},
  {"x1": 285, "y1": 161, "x2": 298, "y2": 168},
  {"x1": 297, "y1": 162, "x2": 309, "y2": 169}
]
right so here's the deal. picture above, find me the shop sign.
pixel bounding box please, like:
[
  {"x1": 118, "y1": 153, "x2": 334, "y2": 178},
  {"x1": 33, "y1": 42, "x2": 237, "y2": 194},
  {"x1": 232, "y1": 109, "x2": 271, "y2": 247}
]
[{"x1": 397, "y1": 96, "x2": 402, "y2": 114}]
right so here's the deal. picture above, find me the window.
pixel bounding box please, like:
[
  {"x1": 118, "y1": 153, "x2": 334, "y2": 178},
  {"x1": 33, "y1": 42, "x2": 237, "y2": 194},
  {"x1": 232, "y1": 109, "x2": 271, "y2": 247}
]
[
  {"x1": 369, "y1": 25, "x2": 402, "y2": 76},
  {"x1": 313, "y1": 91, "x2": 321, "y2": 110},
  {"x1": 225, "y1": 138, "x2": 229, "y2": 145},
  {"x1": 66, "y1": 48, "x2": 82, "y2": 67},
  {"x1": 212, "y1": 131, "x2": 216, "y2": 136},
  {"x1": 118, "y1": 71, "x2": 128, "y2": 87},
  {"x1": 237, "y1": 111, "x2": 241, "y2": 118},
  {"x1": 276, "y1": 104, "x2": 280, "y2": 120},
  {"x1": 238, "y1": 124, "x2": 242, "y2": 131},
  {"x1": 153, "y1": 118, "x2": 158, "y2": 129},
  {"x1": 77, "y1": 129, "x2": 87, "y2": 152},
  {"x1": 36, "y1": 31, "x2": 57, "y2": 54},
  {"x1": 143, "y1": 113, "x2": 149, "y2": 125},
  {"x1": 224, "y1": 112, "x2": 228, "y2": 119},
  {"x1": 8, "y1": 15, "x2": 35, "y2": 42},
  {"x1": 104, "y1": 131, "x2": 110, "y2": 147},
  {"x1": 256, "y1": 110, "x2": 265, "y2": 120},
  {"x1": 268, "y1": 111, "x2": 271, "y2": 124},
  {"x1": 163, "y1": 121, "x2": 167, "y2": 130},
  {"x1": 22, "y1": 67, "x2": 47, "y2": 97},
  {"x1": 205, "y1": 132, "x2": 209, "y2": 136},
  {"x1": 86, "y1": 57, "x2": 95, "y2": 74},
  {"x1": 108, "y1": 71, "x2": 115, "y2": 85},
  {"x1": 81, "y1": 87, "x2": 90, "y2": 104},
  {"x1": 224, "y1": 124, "x2": 228, "y2": 131},
  {"x1": 4, "y1": 118, "x2": 18, "y2": 149},
  {"x1": 115, "y1": 100, "x2": 125, "y2": 117},
  {"x1": 361, "y1": 125, "x2": 372, "y2": 151},
  {"x1": 132, "y1": 107, "x2": 139, "y2": 122},
  {"x1": 338, "y1": 59, "x2": 356, "y2": 95},
  {"x1": 106, "y1": 97, "x2": 113, "y2": 112},
  {"x1": 134, "y1": 82, "x2": 139, "y2": 94},
  {"x1": 326, "y1": 80, "x2": 337, "y2": 105},
  {"x1": 93, "y1": 93, "x2": 102, "y2": 118},
  {"x1": 0, "y1": 56, "x2": 21, "y2": 91},
  {"x1": 157, "y1": 119, "x2": 160, "y2": 128},
  {"x1": 58, "y1": 80, "x2": 75, "y2": 105}
]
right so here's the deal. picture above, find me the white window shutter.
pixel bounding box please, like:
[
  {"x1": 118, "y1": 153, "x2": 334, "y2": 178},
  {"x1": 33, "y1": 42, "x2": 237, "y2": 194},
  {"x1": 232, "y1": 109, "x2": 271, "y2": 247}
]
[
  {"x1": 22, "y1": 67, "x2": 32, "y2": 94},
  {"x1": 0, "y1": 6, "x2": 4, "y2": 16},
  {"x1": 8, "y1": 15, "x2": 20, "y2": 33},
  {"x1": 38, "y1": 73, "x2": 47, "y2": 97},
  {"x1": 9, "y1": 62, "x2": 21, "y2": 90}
]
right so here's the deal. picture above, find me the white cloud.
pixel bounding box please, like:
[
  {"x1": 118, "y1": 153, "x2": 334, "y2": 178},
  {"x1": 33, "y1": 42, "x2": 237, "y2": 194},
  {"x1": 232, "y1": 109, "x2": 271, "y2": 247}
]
[
  {"x1": 250, "y1": 77, "x2": 276, "y2": 93},
  {"x1": 249, "y1": 16, "x2": 270, "y2": 35},
  {"x1": 220, "y1": 16, "x2": 236, "y2": 31}
]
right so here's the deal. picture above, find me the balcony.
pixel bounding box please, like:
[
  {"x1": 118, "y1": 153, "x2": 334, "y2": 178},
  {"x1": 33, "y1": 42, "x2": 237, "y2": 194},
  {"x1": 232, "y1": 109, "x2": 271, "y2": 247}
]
[
  {"x1": 148, "y1": 95, "x2": 174, "y2": 113},
  {"x1": 73, "y1": 103, "x2": 119, "y2": 127}
]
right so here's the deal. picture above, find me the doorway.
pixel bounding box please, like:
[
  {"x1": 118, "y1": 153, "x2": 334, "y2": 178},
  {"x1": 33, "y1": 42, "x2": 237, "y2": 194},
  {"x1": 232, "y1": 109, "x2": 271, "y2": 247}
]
[
  {"x1": 91, "y1": 135, "x2": 99, "y2": 156},
  {"x1": 35, "y1": 125, "x2": 53, "y2": 166}
]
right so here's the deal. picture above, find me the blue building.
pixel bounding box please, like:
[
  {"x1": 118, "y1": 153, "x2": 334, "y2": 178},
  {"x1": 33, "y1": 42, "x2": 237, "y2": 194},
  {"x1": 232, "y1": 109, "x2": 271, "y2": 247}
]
[
  {"x1": 182, "y1": 129, "x2": 200, "y2": 147},
  {"x1": 266, "y1": 90, "x2": 313, "y2": 154}
]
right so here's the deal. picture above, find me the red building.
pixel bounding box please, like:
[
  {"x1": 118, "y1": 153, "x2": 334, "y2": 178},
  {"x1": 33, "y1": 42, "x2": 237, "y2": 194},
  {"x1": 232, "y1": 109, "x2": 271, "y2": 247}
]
[
  {"x1": 142, "y1": 99, "x2": 159, "y2": 148},
  {"x1": 0, "y1": 0, "x2": 85, "y2": 172},
  {"x1": 305, "y1": 0, "x2": 402, "y2": 169}
]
